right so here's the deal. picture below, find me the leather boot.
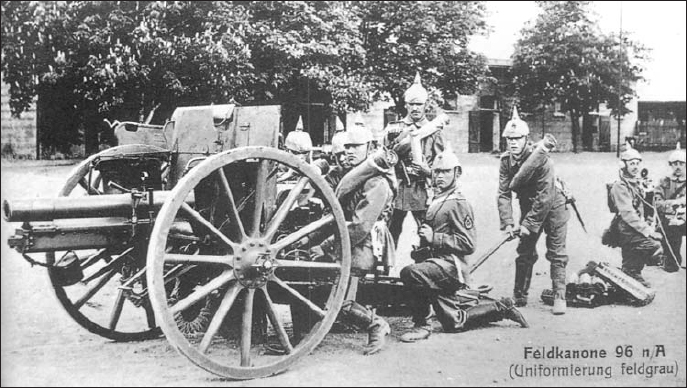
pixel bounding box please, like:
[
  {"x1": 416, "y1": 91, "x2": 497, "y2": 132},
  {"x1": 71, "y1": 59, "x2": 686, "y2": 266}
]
[
  {"x1": 513, "y1": 263, "x2": 533, "y2": 307},
  {"x1": 340, "y1": 301, "x2": 390, "y2": 355},
  {"x1": 497, "y1": 297, "x2": 529, "y2": 328},
  {"x1": 462, "y1": 299, "x2": 528, "y2": 330},
  {"x1": 551, "y1": 264, "x2": 567, "y2": 315}
]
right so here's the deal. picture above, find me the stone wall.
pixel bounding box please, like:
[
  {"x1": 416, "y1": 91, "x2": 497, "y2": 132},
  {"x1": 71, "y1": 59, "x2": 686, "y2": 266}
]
[{"x1": 1, "y1": 78, "x2": 37, "y2": 158}]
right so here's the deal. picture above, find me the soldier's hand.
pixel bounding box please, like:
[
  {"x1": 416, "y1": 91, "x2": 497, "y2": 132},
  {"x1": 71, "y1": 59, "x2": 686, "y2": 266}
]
[
  {"x1": 649, "y1": 231, "x2": 663, "y2": 241},
  {"x1": 411, "y1": 162, "x2": 431, "y2": 177},
  {"x1": 418, "y1": 224, "x2": 434, "y2": 244},
  {"x1": 504, "y1": 225, "x2": 516, "y2": 239},
  {"x1": 309, "y1": 245, "x2": 325, "y2": 260}
]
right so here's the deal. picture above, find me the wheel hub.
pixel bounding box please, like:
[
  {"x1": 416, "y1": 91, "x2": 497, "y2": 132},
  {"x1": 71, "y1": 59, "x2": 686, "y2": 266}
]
[{"x1": 233, "y1": 240, "x2": 275, "y2": 288}]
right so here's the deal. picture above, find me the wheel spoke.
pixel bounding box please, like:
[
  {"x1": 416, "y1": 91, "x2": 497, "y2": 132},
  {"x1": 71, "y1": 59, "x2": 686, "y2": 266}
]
[
  {"x1": 143, "y1": 299, "x2": 157, "y2": 329},
  {"x1": 271, "y1": 214, "x2": 335, "y2": 252},
  {"x1": 78, "y1": 177, "x2": 103, "y2": 195},
  {"x1": 171, "y1": 270, "x2": 235, "y2": 314},
  {"x1": 164, "y1": 253, "x2": 232, "y2": 266},
  {"x1": 199, "y1": 283, "x2": 242, "y2": 354},
  {"x1": 81, "y1": 247, "x2": 133, "y2": 283},
  {"x1": 271, "y1": 276, "x2": 325, "y2": 319},
  {"x1": 180, "y1": 202, "x2": 238, "y2": 252},
  {"x1": 261, "y1": 287, "x2": 293, "y2": 354},
  {"x1": 251, "y1": 160, "x2": 269, "y2": 237},
  {"x1": 216, "y1": 168, "x2": 247, "y2": 241},
  {"x1": 241, "y1": 288, "x2": 255, "y2": 367},
  {"x1": 263, "y1": 176, "x2": 310, "y2": 241},
  {"x1": 73, "y1": 269, "x2": 118, "y2": 309},
  {"x1": 108, "y1": 289, "x2": 126, "y2": 330}
]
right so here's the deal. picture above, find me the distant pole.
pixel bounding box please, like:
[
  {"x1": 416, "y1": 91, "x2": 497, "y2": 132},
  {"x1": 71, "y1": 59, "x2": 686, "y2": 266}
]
[{"x1": 616, "y1": 1, "x2": 623, "y2": 157}]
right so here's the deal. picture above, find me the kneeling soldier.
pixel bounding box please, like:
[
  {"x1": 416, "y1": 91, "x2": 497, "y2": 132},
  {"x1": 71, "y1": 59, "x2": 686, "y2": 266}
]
[
  {"x1": 609, "y1": 145, "x2": 663, "y2": 286},
  {"x1": 400, "y1": 147, "x2": 527, "y2": 342}
]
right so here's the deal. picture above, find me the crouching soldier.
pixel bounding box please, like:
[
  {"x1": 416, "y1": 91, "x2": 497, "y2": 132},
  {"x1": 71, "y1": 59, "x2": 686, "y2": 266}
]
[
  {"x1": 653, "y1": 142, "x2": 686, "y2": 272},
  {"x1": 300, "y1": 124, "x2": 395, "y2": 355},
  {"x1": 400, "y1": 147, "x2": 527, "y2": 343},
  {"x1": 608, "y1": 145, "x2": 663, "y2": 286}
]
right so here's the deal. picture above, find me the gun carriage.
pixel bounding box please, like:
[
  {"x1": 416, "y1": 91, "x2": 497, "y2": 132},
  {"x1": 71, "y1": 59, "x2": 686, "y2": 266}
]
[{"x1": 3, "y1": 104, "x2": 361, "y2": 379}]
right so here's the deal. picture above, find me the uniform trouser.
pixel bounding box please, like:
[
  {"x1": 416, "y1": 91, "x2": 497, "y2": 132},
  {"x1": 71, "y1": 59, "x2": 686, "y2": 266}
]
[
  {"x1": 661, "y1": 223, "x2": 685, "y2": 270},
  {"x1": 400, "y1": 260, "x2": 463, "y2": 328},
  {"x1": 515, "y1": 205, "x2": 569, "y2": 293},
  {"x1": 618, "y1": 230, "x2": 662, "y2": 274},
  {"x1": 389, "y1": 209, "x2": 426, "y2": 246}
]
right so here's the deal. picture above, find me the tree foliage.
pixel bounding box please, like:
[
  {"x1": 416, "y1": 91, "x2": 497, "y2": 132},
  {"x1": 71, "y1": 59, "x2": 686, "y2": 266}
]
[
  {"x1": 357, "y1": 1, "x2": 488, "y2": 112},
  {"x1": 1, "y1": 1, "x2": 489, "y2": 155},
  {"x1": 510, "y1": 1, "x2": 648, "y2": 152}
]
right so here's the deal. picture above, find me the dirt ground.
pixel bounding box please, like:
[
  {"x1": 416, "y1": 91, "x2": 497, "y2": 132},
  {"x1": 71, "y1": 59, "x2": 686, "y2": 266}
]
[{"x1": 1, "y1": 152, "x2": 685, "y2": 387}]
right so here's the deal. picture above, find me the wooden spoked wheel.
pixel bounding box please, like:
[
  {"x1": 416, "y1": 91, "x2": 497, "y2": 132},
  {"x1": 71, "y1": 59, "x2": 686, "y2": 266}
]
[
  {"x1": 147, "y1": 147, "x2": 351, "y2": 380},
  {"x1": 46, "y1": 144, "x2": 167, "y2": 341}
]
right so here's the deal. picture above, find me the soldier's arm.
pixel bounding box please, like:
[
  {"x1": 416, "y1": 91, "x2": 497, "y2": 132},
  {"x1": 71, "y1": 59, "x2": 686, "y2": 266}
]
[
  {"x1": 431, "y1": 200, "x2": 476, "y2": 256},
  {"x1": 497, "y1": 156, "x2": 515, "y2": 229},
  {"x1": 520, "y1": 161, "x2": 556, "y2": 233},
  {"x1": 653, "y1": 178, "x2": 677, "y2": 215},
  {"x1": 509, "y1": 146, "x2": 548, "y2": 191},
  {"x1": 321, "y1": 177, "x2": 391, "y2": 253},
  {"x1": 611, "y1": 181, "x2": 653, "y2": 237}
]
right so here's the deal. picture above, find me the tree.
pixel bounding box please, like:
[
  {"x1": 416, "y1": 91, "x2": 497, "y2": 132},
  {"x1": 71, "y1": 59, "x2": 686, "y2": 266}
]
[
  {"x1": 510, "y1": 1, "x2": 648, "y2": 152},
  {"x1": 2, "y1": 1, "x2": 254, "y2": 155},
  {"x1": 356, "y1": 1, "x2": 489, "y2": 114},
  {"x1": 2, "y1": 1, "x2": 490, "y2": 156}
]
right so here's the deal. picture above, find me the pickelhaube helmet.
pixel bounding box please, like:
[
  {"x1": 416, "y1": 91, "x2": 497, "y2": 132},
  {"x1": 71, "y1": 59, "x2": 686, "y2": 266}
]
[
  {"x1": 284, "y1": 116, "x2": 313, "y2": 152},
  {"x1": 501, "y1": 106, "x2": 530, "y2": 138},
  {"x1": 404, "y1": 72, "x2": 429, "y2": 104},
  {"x1": 344, "y1": 124, "x2": 373, "y2": 145},
  {"x1": 620, "y1": 142, "x2": 642, "y2": 161},
  {"x1": 432, "y1": 142, "x2": 461, "y2": 170},
  {"x1": 331, "y1": 130, "x2": 347, "y2": 155},
  {"x1": 668, "y1": 142, "x2": 686, "y2": 163}
]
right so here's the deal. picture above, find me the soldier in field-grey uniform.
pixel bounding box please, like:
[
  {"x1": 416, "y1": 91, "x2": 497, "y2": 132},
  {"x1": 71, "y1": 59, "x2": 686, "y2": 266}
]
[{"x1": 384, "y1": 72, "x2": 444, "y2": 246}]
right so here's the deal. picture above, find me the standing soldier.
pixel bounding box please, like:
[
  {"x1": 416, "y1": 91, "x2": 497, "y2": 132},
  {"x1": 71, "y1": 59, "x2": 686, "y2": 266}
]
[
  {"x1": 497, "y1": 107, "x2": 570, "y2": 315},
  {"x1": 608, "y1": 144, "x2": 663, "y2": 286},
  {"x1": 384, "y1": 72, "x2": 444, "y2": 246},
  {"x1": 400, "y1": 147, "x2": 527, "y2": 342},
  {"x1": 653, "y1": 142, "x2": 686, "y2": 272},
  {"x1": 278, "y1": 116, "x2": 313, "y2": 183}
]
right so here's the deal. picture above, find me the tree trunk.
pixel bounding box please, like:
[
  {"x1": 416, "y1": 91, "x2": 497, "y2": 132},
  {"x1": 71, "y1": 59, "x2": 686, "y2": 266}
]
[
  {"x1": 570, "y1": 110, "x2": 580, "y2": 153},
  {"x1": 582, "y1": 113, "x2": 594, "y2": 151}
]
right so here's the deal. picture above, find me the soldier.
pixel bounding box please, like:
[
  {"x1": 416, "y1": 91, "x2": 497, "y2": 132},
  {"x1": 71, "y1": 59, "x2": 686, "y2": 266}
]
[
  {"x1": 384, "y1": 72, "x2": 444, "y2": 246},
  {"x1": 609, "y1": 145, "x2": 663, "y2": 286},
  {"x1": 653, "y1": 142, "x2": 686, "y2": 272},
  {"x1": 307, "y1": 124, "x2": 395, "y2": 355},
  {"x1": 400, "y1": 147, "x2": 528, "y2": 342},
  {"x1": 278, "y1": 116, "x2": 312, "y2": 183},
  {"x1": 497, "y1": 107, "x2": 570, "y2": 315}
]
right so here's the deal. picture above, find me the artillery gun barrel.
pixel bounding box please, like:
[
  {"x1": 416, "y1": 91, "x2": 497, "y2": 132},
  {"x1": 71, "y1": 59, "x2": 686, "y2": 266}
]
[{"x1": 3, "y1": 191, "x2": 194, "y2": 222}]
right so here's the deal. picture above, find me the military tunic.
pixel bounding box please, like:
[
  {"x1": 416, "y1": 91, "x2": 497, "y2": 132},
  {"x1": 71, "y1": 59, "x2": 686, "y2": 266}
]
[
  {"x1": 497, "y1": 146, "x2": 570, "y2": 267},
  {"x1": 653, "y1": 175, "x2": 685, "y2": 270},
  {"x1": 609, "y1": 170, "x2": 661, "y2": 273},
  {"x1": 320, "y1": 164, "x2": 395, "y2": 272},
  {"x1": 384, "y1": 115, "x2": 444, "y2": 244},
  {"x1": 400, "y1": 186, "x2": 476, "y2": 329}
]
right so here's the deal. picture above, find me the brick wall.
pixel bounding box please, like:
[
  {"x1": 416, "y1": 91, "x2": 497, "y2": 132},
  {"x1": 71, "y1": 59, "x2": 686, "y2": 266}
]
[
  {"x1": 444, "y1": 95, "x2": 478, "y2": 154},
  {"x1": 1, "y1": 77, "x2": 37, "y2": 158}
]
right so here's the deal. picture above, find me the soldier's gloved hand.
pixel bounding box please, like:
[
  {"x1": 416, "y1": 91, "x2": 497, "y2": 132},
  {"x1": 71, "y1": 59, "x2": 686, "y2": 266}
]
[
  {"x1": 649, "y1": 231, "x2": 663, "y2": 241},
  {"x1": 418, "y1": 224, "x2": 434, "y2": 245}
]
